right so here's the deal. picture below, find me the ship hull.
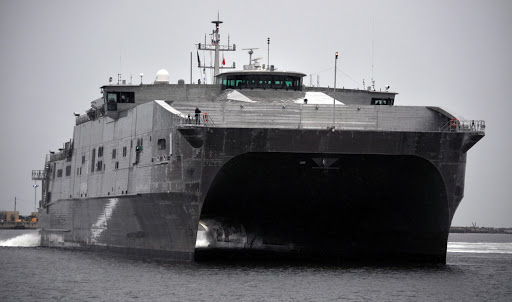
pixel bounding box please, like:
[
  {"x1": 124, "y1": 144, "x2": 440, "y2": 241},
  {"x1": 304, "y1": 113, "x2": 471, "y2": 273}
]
[
  {"x1": 40, "y1": 127, "x2": 483, "y2": 263},
  {"x1": 39, "y1": 192, "x2": 200, "y2": 261}
]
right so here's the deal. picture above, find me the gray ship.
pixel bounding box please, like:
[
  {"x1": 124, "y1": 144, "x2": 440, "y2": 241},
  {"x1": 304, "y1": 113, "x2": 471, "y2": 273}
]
[{"x1": 35, "y1": 20, "x2": 484, "y2": 263}]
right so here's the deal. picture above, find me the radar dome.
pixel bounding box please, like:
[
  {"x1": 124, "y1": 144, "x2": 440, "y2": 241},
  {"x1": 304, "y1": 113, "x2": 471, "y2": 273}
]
[{"x1": 155, "y1": 69, "x2": 170, "y2": 83}]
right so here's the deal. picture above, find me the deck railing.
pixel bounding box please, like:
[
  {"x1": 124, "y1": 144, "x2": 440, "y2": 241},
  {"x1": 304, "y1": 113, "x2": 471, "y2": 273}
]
[
  {"x1": 175, "y1": 103, "x2": 485, "y2": 134},
  {"x1": 179, "y1": 113, "x2": 215, "y2": 126},
  {"x1": 440, "y1": 119, "x2": 485, "y2": 133}
]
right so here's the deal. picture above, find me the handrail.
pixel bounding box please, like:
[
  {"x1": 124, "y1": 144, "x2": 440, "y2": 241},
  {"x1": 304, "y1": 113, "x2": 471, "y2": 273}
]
[
  {"x1": 175, "y1": 104, "x2": 484, "y2": 133},
  {"x1": 440, "y1": 119, "x2": 485, "y2": 133},
  {"x1": 179, "y1": 113, "x2": 215, "y2": 126},
  {"x1": 202, "y1": 113, "x2": 215, "y2": 126}
]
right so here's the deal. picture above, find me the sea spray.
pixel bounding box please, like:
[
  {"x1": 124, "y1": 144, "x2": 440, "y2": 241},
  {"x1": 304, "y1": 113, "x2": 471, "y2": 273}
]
[
  {"x1": 194, "y1": 219, "x2": 248, "y2": 249},
  {"x1": 0, "y1": 232, "x2": 41, "y2": 247},
  {"x1": 195, "y1": 230, "x2": 209, "y2": 248}
]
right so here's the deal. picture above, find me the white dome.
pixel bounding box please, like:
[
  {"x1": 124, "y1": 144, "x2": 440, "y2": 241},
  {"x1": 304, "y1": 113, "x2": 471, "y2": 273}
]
[{"x1": 155, "y1": 69, "x2": 169, "y2": 83}]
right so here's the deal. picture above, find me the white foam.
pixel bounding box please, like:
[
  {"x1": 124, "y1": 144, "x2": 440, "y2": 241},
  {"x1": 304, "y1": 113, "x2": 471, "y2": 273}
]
[
  {"x1": 447, "y1": 242, "x2": 512, "y2": 254},
  {"x1": 90, "y1": 198, "x2": 118, "y2": 245},
  {"x1": 195, "y1": 230, "x2": 209, "y2": 248},
  {"x1": 0, "y1": 232, "x2": 41, "y2": 247}
]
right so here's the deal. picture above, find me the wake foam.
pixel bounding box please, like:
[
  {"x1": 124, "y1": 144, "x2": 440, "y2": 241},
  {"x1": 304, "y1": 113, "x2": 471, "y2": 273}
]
[
  {"x1": 195, "y1": 230, "x2": 209, "y2": 248},
  {"x1": 448, "y1": 242, "x2": 512, "y2": 254},
  {"x1": 0, "y1": 232, "x2": 41, "y2": 247}
]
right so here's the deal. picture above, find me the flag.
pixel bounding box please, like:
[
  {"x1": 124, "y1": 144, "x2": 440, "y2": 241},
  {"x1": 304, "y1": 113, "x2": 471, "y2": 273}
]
[
  {"x1": 222, "y1": 54, "x2": 225, "y2": 66},
  {"x1": 197, "y1": 51, "x2": 201, "y2": 67}
]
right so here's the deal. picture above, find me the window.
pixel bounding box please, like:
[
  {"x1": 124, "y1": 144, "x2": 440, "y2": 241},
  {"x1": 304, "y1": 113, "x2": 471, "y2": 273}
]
[
  {"x1": 371, "y1": 98, "x2": 394, "y2": 106},
  {"x1": 112, "y1": 148, "x2": 116, "y2": 159},
  {"x1": 120, "y1": 92, "x2": 134, "y2": 103},
  {"x1": 98, "y1": 146, "x2": 103, "y2": 157},
  {"x1": 91, "y1": 148, "x2": 96, "y2": 172},
  {"x1": 97, "y1": 160, "x2": 103, "y2": 171},
  {"x1": 77, "y1": 168, "x2": 80, "y2": 175},
  {"x1": 115, "y1": 162, "x2": 119, "y2": 170},
  {"x1": 57, "y1": 169, "x2": 63, "y2": 177},
  {"x1": 123, "y1": 146, "x2": 127, "y2": 157},
  {"x1": 107, "y1": 92, "x2": 117, "y2": 103},
  {"x1": 65, "y1": 165, "x2": 71, "y2": 176},
  {"x1": 82, "y1": 155, "x2": 85, "y2": 165},
  {"x1": 220, "y1": 74, "x2": 303, "y2": 91},
  {"x1": 107, "y1": 91, "x2": 135, "y2": 103},
  {"x1": 157, "y1": 139, "x2": 166, "y2": 150}
]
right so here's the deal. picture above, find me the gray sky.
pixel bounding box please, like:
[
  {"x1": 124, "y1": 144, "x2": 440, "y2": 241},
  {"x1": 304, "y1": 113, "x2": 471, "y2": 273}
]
[{"x1": 1, "y1": 0, "x2": 510, "y2": 227}]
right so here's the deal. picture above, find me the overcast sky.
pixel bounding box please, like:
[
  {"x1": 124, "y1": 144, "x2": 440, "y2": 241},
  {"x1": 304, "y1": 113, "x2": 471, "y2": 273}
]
[{"x1": 0, "y1": 0, "x2": 510, "y2": 227}]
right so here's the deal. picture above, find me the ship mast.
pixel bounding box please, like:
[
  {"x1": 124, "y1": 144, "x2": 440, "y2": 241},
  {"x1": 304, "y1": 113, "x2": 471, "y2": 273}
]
[
  {"x1": 197, "y1": 17, "x2": 236, "y2": 80},
  {"x1": 212, "y1": 19, "x2": 221, "y2": 76}
]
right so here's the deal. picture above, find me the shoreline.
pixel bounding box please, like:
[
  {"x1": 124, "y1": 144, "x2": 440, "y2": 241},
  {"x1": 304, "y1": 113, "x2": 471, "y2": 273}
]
[
  {"x1": 450, "y1": 226, "x2": 512, "y2": 234},
  {"x1": 0, "y1": 222, "x2": 37, "y2": 230}
]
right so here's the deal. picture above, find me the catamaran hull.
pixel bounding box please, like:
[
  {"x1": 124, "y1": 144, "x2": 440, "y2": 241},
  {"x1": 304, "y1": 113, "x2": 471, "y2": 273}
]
[{"x1": 39, "y1": 127, "x2": 483, "y2": 263}]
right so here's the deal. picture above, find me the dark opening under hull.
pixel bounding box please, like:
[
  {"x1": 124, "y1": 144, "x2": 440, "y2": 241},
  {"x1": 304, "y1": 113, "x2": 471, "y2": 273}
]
[{"x1": 199, "y1": 153, "x2": 449, "y2": 263}]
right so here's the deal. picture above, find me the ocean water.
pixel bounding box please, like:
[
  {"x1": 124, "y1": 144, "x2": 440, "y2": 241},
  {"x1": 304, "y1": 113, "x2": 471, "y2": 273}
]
[{"x1": 1, "y1": 230, "x2": 511, "y2": 301}]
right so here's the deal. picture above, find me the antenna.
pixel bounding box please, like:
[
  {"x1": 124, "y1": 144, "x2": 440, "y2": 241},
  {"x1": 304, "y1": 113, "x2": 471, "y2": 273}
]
[
  {"x1": 333, "y1": 52, "x2": 339, "y2": 127},
  {"x1": 197, "y1": 18, "x2": 236, "y2": 77},
  {"x1": 242, "y1": 48, "x2": 259, "y2": 64},
  {"x1": 371, "y1": 19, "x2": 375, "y2": 91},
  {"x1": 267, "y1": 37, "x2": 270, "y2": 70},
  {"x1": 241, "y1": 48, "x2": 262, "y2": 70}
]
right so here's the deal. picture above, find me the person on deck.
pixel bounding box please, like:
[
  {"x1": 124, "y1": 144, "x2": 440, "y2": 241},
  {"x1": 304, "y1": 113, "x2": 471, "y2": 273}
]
[{"x1": 195, "y1": 107, "x2": 201, "y2": 124}]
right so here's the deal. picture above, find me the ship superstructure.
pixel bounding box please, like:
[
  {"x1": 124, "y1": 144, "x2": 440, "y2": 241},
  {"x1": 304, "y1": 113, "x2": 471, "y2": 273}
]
[{"x1": 35, "y1": 20, "x2": 484, "y2": 263}]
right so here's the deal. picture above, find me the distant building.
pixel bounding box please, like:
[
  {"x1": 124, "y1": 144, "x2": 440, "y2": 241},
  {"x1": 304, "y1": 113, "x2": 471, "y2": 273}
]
[{"x1": 0, "y1": 211, "x2": 19, "y2": 222}]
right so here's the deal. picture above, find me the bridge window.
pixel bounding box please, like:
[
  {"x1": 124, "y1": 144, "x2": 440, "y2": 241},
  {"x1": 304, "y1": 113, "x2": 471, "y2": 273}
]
[
  {"x1": 220, "y1": 74, "x2": 303, "y2": 91},
  {"x1": 371, "y1": 98, "x2": 394, "y2": 106},
  {"x1": 107, "y1": 92, "x2": 135, "y2": 103}
]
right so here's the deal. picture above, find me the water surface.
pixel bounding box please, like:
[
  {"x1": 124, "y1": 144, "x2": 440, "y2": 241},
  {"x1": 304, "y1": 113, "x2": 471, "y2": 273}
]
[{"x1": 1, "y1": 230, "x2": 511, "y2": 301}]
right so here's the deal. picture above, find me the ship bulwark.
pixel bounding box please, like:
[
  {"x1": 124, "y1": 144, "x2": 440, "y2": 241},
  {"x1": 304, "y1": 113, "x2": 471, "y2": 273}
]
[{"x1": 199, "y1": 152, "x2": 449, "y2": 263}]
